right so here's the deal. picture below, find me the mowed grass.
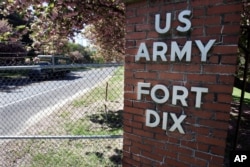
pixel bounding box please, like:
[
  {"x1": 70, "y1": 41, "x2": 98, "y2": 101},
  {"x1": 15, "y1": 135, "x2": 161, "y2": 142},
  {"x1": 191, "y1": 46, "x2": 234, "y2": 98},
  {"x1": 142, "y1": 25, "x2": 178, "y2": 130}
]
[
  {"x1": 66, "y1": 66, "x2": 124, "y2": 136},
  {"x1": 232, "y1": 87, "x2": 250, "y2": 105},
  {"x1": 64, "y1": 109, "x2": 123, "y2": 136},
  {"x1": 30, "y1": 140, "x2": 121, "y2": 167},
  {"x1": 7, "y1": 66, "x2": 125, "y2": 167},
  {"x1": 73, "y1": 66, "x2": 124, "y2": 107},
  {"x1": 29, "y1": 79, "x2": 247, "y2": 167}
]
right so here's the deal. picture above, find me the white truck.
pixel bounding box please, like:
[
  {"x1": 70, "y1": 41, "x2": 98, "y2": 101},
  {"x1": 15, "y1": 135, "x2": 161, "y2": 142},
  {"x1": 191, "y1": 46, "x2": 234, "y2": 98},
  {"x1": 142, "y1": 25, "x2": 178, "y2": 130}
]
[{"x1": 28, "y1": 55, "x2": 72, "y2": 80}]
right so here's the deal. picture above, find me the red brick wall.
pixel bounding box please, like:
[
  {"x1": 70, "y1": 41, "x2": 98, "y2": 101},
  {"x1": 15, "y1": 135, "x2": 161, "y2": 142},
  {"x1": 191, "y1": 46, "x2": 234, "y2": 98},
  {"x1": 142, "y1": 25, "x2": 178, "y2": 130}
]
[{"x1": 123, "y1": 0, "x2": 242, "y2": 166}]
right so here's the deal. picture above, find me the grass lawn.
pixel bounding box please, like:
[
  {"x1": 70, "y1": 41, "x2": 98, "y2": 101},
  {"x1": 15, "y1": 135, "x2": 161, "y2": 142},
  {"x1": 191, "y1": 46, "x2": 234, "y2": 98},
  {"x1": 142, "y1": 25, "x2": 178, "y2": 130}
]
[{"x1": 232, "y1": 87, "x2": 250, "y2": 105}]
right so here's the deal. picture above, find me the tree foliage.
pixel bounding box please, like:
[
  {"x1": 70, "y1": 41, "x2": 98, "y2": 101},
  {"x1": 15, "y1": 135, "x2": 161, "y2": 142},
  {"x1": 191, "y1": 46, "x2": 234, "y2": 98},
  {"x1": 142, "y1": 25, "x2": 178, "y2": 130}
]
[
  {"x1": 0, "y1": 11, "x2": 30, "y2": 42},
  {"x1": 0, "y1": 19, "x2": 12, "y2": 41},
  {"x1": 0, "y1": 12, "x2": 28, "y2": 65},
  {"x1": 237, "y1": 1, "x2": 250, "y2": 81},
  {"x1": 0, "y1": 0, "x2": 125, "y2": 61},
  {"x1": 0, "y1": 42, "x2": 27, "y2": 65},
  {"x1": 65, "y1": 42, "x2": 94, "y2": 63}
]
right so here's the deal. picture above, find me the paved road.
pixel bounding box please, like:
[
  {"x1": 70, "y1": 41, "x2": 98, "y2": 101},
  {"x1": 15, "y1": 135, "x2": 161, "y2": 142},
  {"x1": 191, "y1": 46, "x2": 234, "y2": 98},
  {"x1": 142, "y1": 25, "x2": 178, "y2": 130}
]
[{"x1": 0, "y1": 67, "x2": 117, "y2": 136}]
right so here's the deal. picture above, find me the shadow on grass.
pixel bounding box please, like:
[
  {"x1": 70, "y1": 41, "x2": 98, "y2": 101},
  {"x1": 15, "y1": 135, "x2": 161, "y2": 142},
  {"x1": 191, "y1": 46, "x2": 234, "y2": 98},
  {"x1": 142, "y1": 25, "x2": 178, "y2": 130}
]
[
  {"x1": 109, "y1": 148, "x2": 122, "y2": 165},
  {"x1": 85, "y1": 151, "x2": 104, "y2": 158},
  {"x1": 89, "y1": 109, "x2": 123, "y2": 130},
  {"x1": 86, "y1": 109, "x2": 123, "y2": 165},
  {"x1": 85, "y1": 148, "x2": 122, "y2": 166},
  {"x1": 232, "y1": 95, "x2": 250, "y2": 106}
]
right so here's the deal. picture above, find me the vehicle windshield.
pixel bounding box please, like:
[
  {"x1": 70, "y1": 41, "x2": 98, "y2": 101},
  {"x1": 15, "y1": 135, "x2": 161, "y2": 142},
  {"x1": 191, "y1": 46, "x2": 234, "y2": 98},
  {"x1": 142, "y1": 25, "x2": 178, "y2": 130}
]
[
  {"x1": 39, "y1": 57, "x2": 52, "y2": 63},
  {"x1": 34, "y1": 55, "x2": 71, "y2": 65},
  {"x1": 35, "y1": 61, "x2": 51, "y2": 65}
]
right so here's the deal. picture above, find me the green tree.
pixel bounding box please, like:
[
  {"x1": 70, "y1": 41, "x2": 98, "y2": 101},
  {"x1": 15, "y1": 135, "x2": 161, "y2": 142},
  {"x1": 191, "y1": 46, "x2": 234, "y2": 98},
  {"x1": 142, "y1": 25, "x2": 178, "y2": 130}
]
[
  {"x1": 0, "y1": 19, "x2": 12, "y2": 41},
  {"x1": 0, "y1": 12, "x2": 30, "y2": 43},
  {"x1": 235, "y1": 1, "x2": 250, "y2": 88},
  {"x1": 0, "y1": 0, "x2": 125, "y2": 61},
  {"x1": 0, "y1": 42, "x2": 27, "y2": 65},
  {"x1": 65, "y1": 42, "x2": 94, "y2": 63}
]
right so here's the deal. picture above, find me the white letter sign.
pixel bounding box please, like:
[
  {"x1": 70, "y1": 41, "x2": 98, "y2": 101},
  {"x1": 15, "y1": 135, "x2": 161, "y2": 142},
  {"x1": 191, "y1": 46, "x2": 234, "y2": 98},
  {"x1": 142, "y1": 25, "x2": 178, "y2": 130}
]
[{"x1": 134, "y1": 9, "x2": 215, "y2": 135}]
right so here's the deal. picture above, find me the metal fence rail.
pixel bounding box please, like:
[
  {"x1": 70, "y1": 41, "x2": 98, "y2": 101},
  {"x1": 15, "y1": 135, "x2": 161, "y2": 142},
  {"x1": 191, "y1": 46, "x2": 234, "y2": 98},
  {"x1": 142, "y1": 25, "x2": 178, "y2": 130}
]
[
  {"x1": 0, "y1": 62, "x2": 124, "y2": 166},
  {"x1": 0, "y1": 63, "x2": 123, "y2": 70}
]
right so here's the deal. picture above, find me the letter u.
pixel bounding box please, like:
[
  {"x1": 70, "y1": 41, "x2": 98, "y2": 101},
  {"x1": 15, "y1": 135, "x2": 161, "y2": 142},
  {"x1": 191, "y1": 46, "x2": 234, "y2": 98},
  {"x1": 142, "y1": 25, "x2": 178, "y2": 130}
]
[{"x1": 155, "y1": 13, "x2": 171, "y2": 34}]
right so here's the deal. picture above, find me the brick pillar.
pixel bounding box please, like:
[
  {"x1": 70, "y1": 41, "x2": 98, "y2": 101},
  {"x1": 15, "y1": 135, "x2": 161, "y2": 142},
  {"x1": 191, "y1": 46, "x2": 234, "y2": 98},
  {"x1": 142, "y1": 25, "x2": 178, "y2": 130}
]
[{"x1": 123, "y1": 0, "x2": 242, "y2": 166}]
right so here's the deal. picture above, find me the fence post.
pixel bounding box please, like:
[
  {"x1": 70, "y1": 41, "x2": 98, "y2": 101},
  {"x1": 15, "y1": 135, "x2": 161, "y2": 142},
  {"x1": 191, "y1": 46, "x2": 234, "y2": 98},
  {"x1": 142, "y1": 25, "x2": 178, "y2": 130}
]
[{"x1": 104, "y1": 82, "x2": 109, "y2": 121}]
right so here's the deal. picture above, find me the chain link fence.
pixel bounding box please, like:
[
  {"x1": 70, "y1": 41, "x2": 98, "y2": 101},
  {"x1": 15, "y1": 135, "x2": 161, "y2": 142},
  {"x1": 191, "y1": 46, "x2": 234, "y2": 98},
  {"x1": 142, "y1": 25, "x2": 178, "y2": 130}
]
[{"x1": 0, "y1": 57, "x2": 124, "y2": 166}]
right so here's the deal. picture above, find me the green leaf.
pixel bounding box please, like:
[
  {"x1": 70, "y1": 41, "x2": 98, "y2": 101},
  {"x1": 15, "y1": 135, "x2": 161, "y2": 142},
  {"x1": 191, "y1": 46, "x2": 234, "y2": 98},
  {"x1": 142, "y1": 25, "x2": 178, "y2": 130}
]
[
  {"x1": 49, "y1": 2, "x2": 54, "y2": 8},
  {"x1": 16, "y1": 25, "x2": 26, "y2": 30}
]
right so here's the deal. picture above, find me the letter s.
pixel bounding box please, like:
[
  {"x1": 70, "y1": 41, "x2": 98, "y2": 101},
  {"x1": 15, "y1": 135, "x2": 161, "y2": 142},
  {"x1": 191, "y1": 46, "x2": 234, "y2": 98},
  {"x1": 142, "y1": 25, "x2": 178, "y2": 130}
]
[{"x1": 176, "y1": 10, "x2": 192, "y2": 32}]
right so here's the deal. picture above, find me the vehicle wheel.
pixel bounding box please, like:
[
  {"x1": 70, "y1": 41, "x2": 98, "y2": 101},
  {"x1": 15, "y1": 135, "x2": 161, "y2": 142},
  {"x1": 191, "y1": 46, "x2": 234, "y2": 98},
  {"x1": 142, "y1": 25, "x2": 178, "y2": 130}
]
[
  {"x1": 29, "y1": 76, "x2": 39, "y2": 81},
  {"x1": 44, "y1": 74, "x2": 49, "y2": 80},
  {"x1": 61, "y1": 72, "x2": 66, "y2": 77}
]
